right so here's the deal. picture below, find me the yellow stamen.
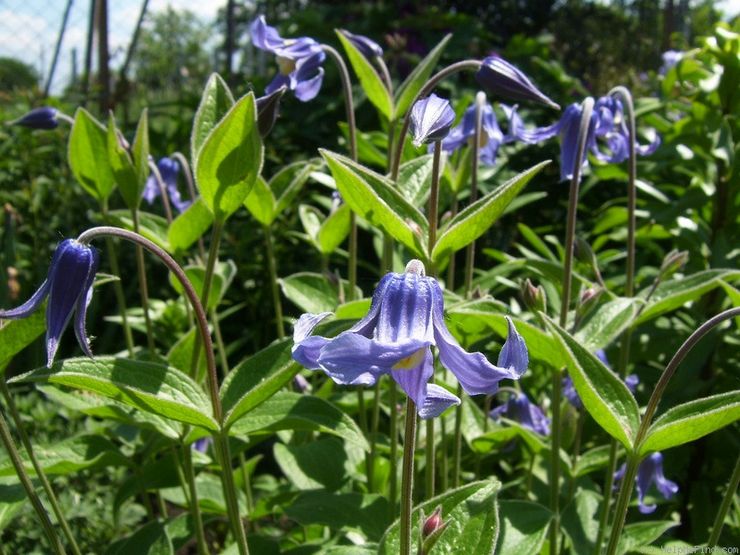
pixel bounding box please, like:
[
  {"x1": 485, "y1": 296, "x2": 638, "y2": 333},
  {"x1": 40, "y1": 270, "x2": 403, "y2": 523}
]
[{"x1": 392, "y1": 348, "x2": 426, "y2": 371}]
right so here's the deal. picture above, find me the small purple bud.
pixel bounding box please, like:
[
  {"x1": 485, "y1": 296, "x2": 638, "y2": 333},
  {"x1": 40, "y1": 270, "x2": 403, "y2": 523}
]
[
  {"x1": 10, "y1": 107, "x2": 59, "y2": 130},
  {"x1": 476, "y1": 56, "x2": 559, "y2": 110},
  {"x1": 422, "y1": 506, "x2": 444, "y2": 538},
  {"x1": 256, "y1": 86, "x2": 287, "y2": 138},
  {"x1": 339, "y1": 29, "x2": 384, "y2": 59},
  {"x1": 409, "y1": 94, "x2": 455, "y2": 147}
]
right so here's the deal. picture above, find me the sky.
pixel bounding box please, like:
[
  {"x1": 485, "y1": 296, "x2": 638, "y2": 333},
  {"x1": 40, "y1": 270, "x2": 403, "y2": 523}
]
[{"x1": 0, "y1": 0, "x2": 738, "y2": 95}]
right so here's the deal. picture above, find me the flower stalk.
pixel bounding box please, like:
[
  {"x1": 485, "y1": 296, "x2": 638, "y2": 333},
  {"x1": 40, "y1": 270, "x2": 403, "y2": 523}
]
[{"x1": 400, "y1": 398, "x2": 418, "y2": 555}]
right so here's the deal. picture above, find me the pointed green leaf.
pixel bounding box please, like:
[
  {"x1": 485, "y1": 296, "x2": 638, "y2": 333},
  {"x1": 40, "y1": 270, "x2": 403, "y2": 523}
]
[
  {"x1": 639, "y1": 391, "x2": 740, "y2": 455},
  {"x1": 191, "y1": 73, "x2": 234, "y2": 161},
  {"x1": 132, "y1": 109, "x2": 150, "y2": 190},
  {"x1": 617, "y1": 520, "x2": 679, "y2": 554},
  {"x1": 244, "y1": 177, "x2": 276, "y2": 225},
  {"x1": 221, "y1": 338, "x2": 299, "y2": 428},
  {"x1": 107, "y1": 520, "x2": 174, "y2": 555},
  {"x1": 318, "y1": 204, "x2": 351, "y2": 254},
  {"x1": 168, "y1": 198, "x2": 213, "y2": 252},
  {"x1": 574, "y1": 297, "x2": 639, "y2": 352},
  {"x1": 0, "y1": 310, "x2": 45, "y2": 375},
  {"x1": 272, "y1": 160, "x2": 318, "y2": 216},
  {"x1": 107, "y1": 209, "x2": 170, "y2": 252},
  {"x1": 9, "y1": 357, "x2": 218, "y2": 431},
  {"x1": 280, "y1": 272, "x2": 361, "y2": 313},
  {"x1": 229, "y1": 390, "x2": 369, "y2": 451},
  {"x1": 393, "y1": 33, "x2": 452, "y2": 119},
  {"x1": 68, "y1": 108, "x2": 116, "y2": 201},
  {"x1": 321, "y1": 149, "x2": 428, "y2": 258},
  {"x1": 397, "y1": 154, "x2": 435, "y2": 207},
  {"x1": 545, "y1": 318, "x2": 639, "y2": 451},
  {"x1": 195, "y1": 92, "x2": 264, "y2": 220},
  {"x1": 432, "y1": 161, "x2": 549, "y2": 265},
  {"x1": 497, "y1": 501, "x2": 552, "y2": 555},
  {"x1": 336, "y1": 31, "x2": 393, "y2": 120},
  {"x1": 380, "y1": 480, "x2": 501, "y2": 554},
  {"x1": 107, "y1": 117, "x2": 140, "y2": 208}
]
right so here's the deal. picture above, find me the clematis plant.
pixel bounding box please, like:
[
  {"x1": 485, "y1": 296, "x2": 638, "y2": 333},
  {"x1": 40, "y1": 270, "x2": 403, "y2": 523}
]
[
  {"x1": 409, "y1": 94, "x2": 456, "y2": 147},
  {"x1": 250, "y1": 15, "x2": 326, "y2": 102},
  {"x1": 292, "y1": 259, "x2": 529, "y2": 418},
  {"x1": 143, "y1": 157, "x2": 191, "y2": 213},
  {"x1": 0, "y1": 239, "x2": 99, "y2": 366},
  {"x1": 614, "y1": 452, "x2": 679, "y2": 514},
  {"x1": 490, "y1": 390, "x2": 550, "y2": 435},
  {"x1": 441, "y1": 99, "x2": 508, "y2": 165}
]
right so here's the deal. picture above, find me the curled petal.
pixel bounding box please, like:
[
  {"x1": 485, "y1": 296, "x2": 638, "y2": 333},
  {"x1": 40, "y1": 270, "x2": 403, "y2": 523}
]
[
  {"x1": 293, "y1": 67, "x2": 324, "y2": 102},
  {"x1": 497, "y1": 317, "x2": 529, "y2": 375},
  {"x1": 291, "y1": 312, "x2": 332, "y2": 369},
  {"x1": 419, "y1": 384, "x2": 461, "y2": 419},
  {"x1": 0, "y1": 279, "x2": 50, "y2": 320},
  {"x1": 340, "y1": 29, "x2": 383, "y2": 59},
  {"x1": 266, "y1": 73, "x2": 291, "y2": 96}
]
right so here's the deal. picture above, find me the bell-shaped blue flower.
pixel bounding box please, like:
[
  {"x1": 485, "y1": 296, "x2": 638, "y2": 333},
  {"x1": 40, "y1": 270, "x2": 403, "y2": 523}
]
[
  {"x1": 292, "y1": 259, "x2": 528, "y2": 419},
  {"x1": 614, "y1": 452, "x2": 678, "y2": 514},
  {"x1": 10, "y1": 107, "x2": 59, "y2": 130},
  {"x1": 476, "y1": 56, "x2": 559, "y2": 110},
  {"x1": 490, "y1": 391, "x2": 550, "y2": 435},
  {"x1": 250, "y1": 15, "x2": 326, "y2": 102},
  {"x1": 440, "y1": 100, "x2": 507, "y2": 166},
  {"x1": 409, "y1": 94, "x2": 456, "y2": 147},
  {"x1": 0, "y1": 239, "x2": 99, "y2": 366},
  {"x1": 340, "y1": 29, "x2": 383, "y2": 59},
  {"x1": 143, "y1": 157, "x2": 191, "y2": 214}
]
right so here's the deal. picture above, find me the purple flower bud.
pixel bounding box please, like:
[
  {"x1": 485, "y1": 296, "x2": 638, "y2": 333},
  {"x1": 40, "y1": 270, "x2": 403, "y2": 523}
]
[
  {"x1": 339, "y1": 29, "x2": 384, "y2": 59},
  {"x1": 476, "y1": 56, "x2": 559, "y2": 110},
  {"x1": 10, "y1": 107, "x2": 59, "y2": 130},
  {"x1": 614, "y1": 452, "x2": 678, "y2": 514},
  {"x1": 256, "y1": 86, "x2": 287, "y2": 137},
  {"x1": 422, "y1": 506, "x2": 444, "y2": 538},
  {"x1": 409, "y1": 94, "x2": 455, "y2": 147}
]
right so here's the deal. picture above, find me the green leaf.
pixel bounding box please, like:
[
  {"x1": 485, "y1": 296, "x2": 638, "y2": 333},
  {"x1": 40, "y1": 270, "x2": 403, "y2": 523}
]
[
  {"x1": 9, "y1": 357, "x2": 218, "y2": 431},
  {"x1": 432, "y1": 161, "x2": 549, "y2": 265},
  {"x1": 561, "y1": 489, "x2": 601, "y2": 554},
  {"x1": 228, "y1": 391, "x2": 369, "y2": 452},
  {"x1": 639, "y1": 391, "x2": 740, "y2": 455},
  {"x1": 107, "y1": 521, "x2": 173, "y2": 555},
  {"x1": 114, "y1": 455, "x2": 181, "y2": 516},
  {"x1": 286, "y1": 490, "x2": 390, "y2": 542},
  {"x1": 636, "y1": 269, "x2": 740, "y2": 325},
  {"x1": 221, "y1": 338, "x2": 299, "y2": 428},
  {"x1": 393, "y1": 33, "x2": 452, "y2": 119},
  {"x1": 274, "y1": 437, "x2": 357, "y2": 491},
  {"x1": 272, "y1": 160, "x2": 319, "y2": 216},
  {"x1": 544, "y1": 318, "x2": 640, "y2": 451},
  {"x1": 397, "y1": 155, "x2": 434, "y2": 207},
  {"x1": 195, "y1": 92, "x2": 263, "y2": 220},
  {"x1": 191, "y1": 73, "x2": 234, "y2": 161},
  {"x1": 617, "y1": 520, "x2": 679, "y2": 554},
  {"x1": 336, "y1": 31, "x2": 393, "y2": 120},
  {"x1": 318, "y1": 204, "x2": 352, "y2": 254},
  {"x1": 0, "y1": 310, "x2": 45, "y2": 375},
  {"x1": 379, "y1": 480, "x2": 501, "y2": 554},
  {"x1": 497, "y1": 501, "x2": 552, "y2": 555},
  {"x1": 574, "y1": 297, "x2": 639, "y2": 352},
  {"x1": 106, "y1": 209, "x2": 170, "y2": 252},
  {"x1": 574, "y1": 445, "x2": 614, "y2": 477},
  {"x1": 168, "y1": 198, "x2": 213, "y2": 253},
  {"x1": 68, "y1": 108, "x2": 116, "y2": 201},
  {"x1": 243, "y1": 177, "x2": 275, "y2": 225},
  {"x1": 280, "y1": 272, "x2": 361, "y2": 313},
  {"x1": 321, "y1": 149, "x2": 428, "y2": 258},
  {"x1": 132, "y1": 109, "x2": 150, "y2": 194},
  {"x1": 168, "y1": 265, "x2": 224, "y2": 310},
  {"x1": 0, "y1": 434, "x2": 128, "y2": 477},
  {"x1": 107, "y1": 116, "x2": 140, "y2": 209}
]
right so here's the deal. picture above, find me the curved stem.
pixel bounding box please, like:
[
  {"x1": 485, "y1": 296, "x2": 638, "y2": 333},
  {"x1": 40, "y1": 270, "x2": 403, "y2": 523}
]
[
  {"x1": 708, "y1": 455, "x2": 740, "y2": 547},
  {"x1": 147, "y1": 159, "x2": 173, "y2": 225},
  {"x1": 170, "y1": 151, "x2": 207, "y2": 259},
  {"x1": 263, "y1": 224, "x2": 284, "y2": 339},
  {"x1": 400, "y1": 398, "x2": 418, "y2": 555},
  {"x1": 0, "y1": 407, "x2": 65, "y2": 554},
  {"x1": 375, "y1": 55, "x2": 393, "y2": 94},
  {"x1": 391, "y1": 60, "x2": 482, "y2": 182},
  {"x1": 463, "y1": 91, "x2": 486, "y2": 296},
  {"x1": 551, "y1": 97, "x2": 594, "y2": 555},
  {"x1": 131, "y1": 209, "x2": 156, "y2": 352}
]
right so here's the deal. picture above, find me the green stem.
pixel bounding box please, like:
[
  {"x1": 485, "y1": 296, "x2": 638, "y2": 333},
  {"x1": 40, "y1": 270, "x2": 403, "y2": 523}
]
[
  {"x1": 239, "y1": 452, "x2": 254, "y2": 513},
  {"x1": 1, "y1": 381, "x2": 79, "y2": 554},
  {"x1": 400, "y1": 398, "x2": 418, "y2": 555},
  {"x1": 211, "y1": 306, "x2": 230, "y2": 377},
  {"x1": 463, "y1": 92, "x2": 486, "y2": 295},
  {"x1": 263, "y1": 224, "x2": 284, "y2": 340},
  {"x1": 439, "y1": 406, "x2": 448, "y2": 493},
  {"x1": 605, "y1": 455, "x2": 639, "y2": 555},
  {"x1": 131, "y1": 209, "x2": 156, "y2": 352},
  {"x1": 182, "y1": 445, "x2": 208, "y2": 554},
  {"x1": 452, "y1": 383, "x2": 463, "y2": 488},
  {"x1": 389, "y1": 381, "x2": 398, "y2": 520},
  {"x1": 215, "y1": 433, "x2": 249, "y2": 555},
  {"x1": 708, "y1": 455, "x2": 740, "y2": 547},
  {"x1": 0, "y1": 407, "x2": 65, "y2": 554},
  {"x1": 551, "y1": 97, "x2": 595, "y2": 555}
]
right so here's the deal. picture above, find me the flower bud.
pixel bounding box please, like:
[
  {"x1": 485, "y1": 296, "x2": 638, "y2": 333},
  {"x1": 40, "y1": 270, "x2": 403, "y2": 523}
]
[
  {"x1": 521, "y1": 278, "x2": 546, "y2": 312},
  {"x1": 256, "y1": 86, "x2": 287, "y2": 137},
  {"x1": 409, "y1": 94, "x2": 455, "y2": 147},
  {"x1": 659, "y1": 249, "x2": 688, "y2": 278},
  {"x1": 10, "y1": 107, "x2": 59, "y2": 130},
  {"x1": 422, "y1": 506, "x2": 444, "y2": 538},
  {"x1": 476, "y1": 56, "x2": 559, "y2": 110}
]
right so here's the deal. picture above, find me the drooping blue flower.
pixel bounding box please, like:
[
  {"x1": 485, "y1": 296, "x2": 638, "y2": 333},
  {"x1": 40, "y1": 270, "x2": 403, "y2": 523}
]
[
  {"x1": 507, "y1": 97, "x2": 660, "y2": 181},
  {"x1": 250, "y1": 15, "x2": 326, "y2": 102},
  {"x1": 439, "y1": 100, "x2": 507, "y2": 166},
  {"x1": 490, "y1": 391, "x2": 550, "y2": 435},
  {"x1": 143, "y1": 157, "x2": 191, "y2": 214},
  {"x1": 659, "y1": 50, "x2": 683, "y2": 75},
  {"x1": 339, "y1": 29, "x2": 383, "y2": 59},
  {"x1": 562, "y1": 350, "x2": 639, "y2": 409},
  {"x1": 192, "y1": 437, "x2": 213, "y2": 454},
  {"x1": 409, "y1": 94, "x2": 456, "y2": 147},
  {"x1": 614, "y1": 452, "x2": 678, "y2": 514},
  {"x1": 0, "y1": 239, "x2": 99, "y2": 366},
  {"x1": 292, "y1": 260, "x2": 528, "y2": 419},
  {"x1": 10, "y1": 107, "x2": 59, "y2": 130},
  {"x1": 476, "y1": 56, "x2": 559, "y2": 110}
]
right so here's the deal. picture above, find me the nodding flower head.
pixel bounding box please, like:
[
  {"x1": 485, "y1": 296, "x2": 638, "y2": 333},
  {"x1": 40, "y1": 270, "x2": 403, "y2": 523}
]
[
  {"x1": 0, "y1": 239, "x2": 99, "y2": 366},
  {"x1": 409, "y1": 94, "x2": 456, "y2": 147},
  {"x1": 143, "y1": 157, "x2": 191, "y2": 213},
  {"x1": 291, "y1": 259, "x2": 528, "y2": 419},
  {"x1": 440, "y1": 99, "x2": 507, "y2": 166},
  {"x1": 614, "y1": 452, "x2": 678, "y2": 514},
  {"x1": 476, "y1": 56, "x2": 559, "y2": 110},
  {"x1": 339, "y1": 29, "x2": 383, "y2": 59},
  {"x1": 490, "y1": 391, "x2": 550, "y2": 435},
  {"x1": 10, "y1": 107, "x2": 59, "y2": 130},
  {"x1": 250, "y1": 15, "x2": 326, "y2": 102}
]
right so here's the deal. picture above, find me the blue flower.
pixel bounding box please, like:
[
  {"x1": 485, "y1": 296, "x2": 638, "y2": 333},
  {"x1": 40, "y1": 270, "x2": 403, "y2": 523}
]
[
  {"x1": 10, "y1": 107, "x2": 59, "y2": 130},
  {"x1": 476, "y1": 56, "x2": 559, "y2": 110},
  {"x1": 659, "y1": 50, "x2": 683, "y2": 75},
  {"x1": 292, "y1": 259, "x2": 528, "y2": 419},
  {"x1": 409, "y1": 94, "x2": 456, "y2": 147},
  {"x1": 250, "y1": 15, "x2": 326, "y2": 102},
  {"x1": 143, "y1": 157, "x2": 191, "y2": 213},
  {"x1": 192, "y1": 437, "x2": 213, "y2": 454},
  {"x1": 490, "y1": 391, "x2": 550, "y2": 435},
  {"x1": 614, "y1": 452, "x2": 678, "y2": 514},
  {"x1": 507, "y1": 97, "x2": 660, "y2": 181},
  {"x1": 562, "y1": 350, "x2": 639, "y2": 409},
  {"x1": 439, "y1": 100, "x2": 507, "y2": 166},
  {"x1": 339, "y1": 29, "x2": 383, "y2": 59},
  {"x1": 0, "y1": 239, "x2": 99, "y2": 366}
]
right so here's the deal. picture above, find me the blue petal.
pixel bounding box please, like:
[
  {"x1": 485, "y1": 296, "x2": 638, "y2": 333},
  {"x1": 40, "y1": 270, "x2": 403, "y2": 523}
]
[
  {"x1": 0, "y1": 279, "x2": 50, "y2": 320},
  {"x1": 390, "y1": 348, "x2": 433, "y2": 408},
  {"x1": 291, "y1": 312, "x2": 332, "y2": 370},
  {"x1": 497, "y1": 317, "x2": 529, "y2": 375},
  {"x1": 317, "y1": 333, "x2": 430, "y2": 386},
  {"x1": 266, "y1": 73, "x2": 291, "y2": 96},
  {"x1": 409, "y1": 94, "x2": 455, "y2": 146},
  {"x1": 418, "y1": 384, "x2": 460, "y2": 419},
  {"x1": 74, "y1": 247, "x2": 100, "y2": 359},
  {"x1": 341, "y1": 29, "x2": 383, "y2": 59},
  {"x1": 374, "y1": 272, "x2": 434, "y2": 343},
  {"x1": 476, "y1": 56, "x2": 559, "y2": 110},
  {"x1": 293, "y1": 67, "x2": 324, "y2": 102}
]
